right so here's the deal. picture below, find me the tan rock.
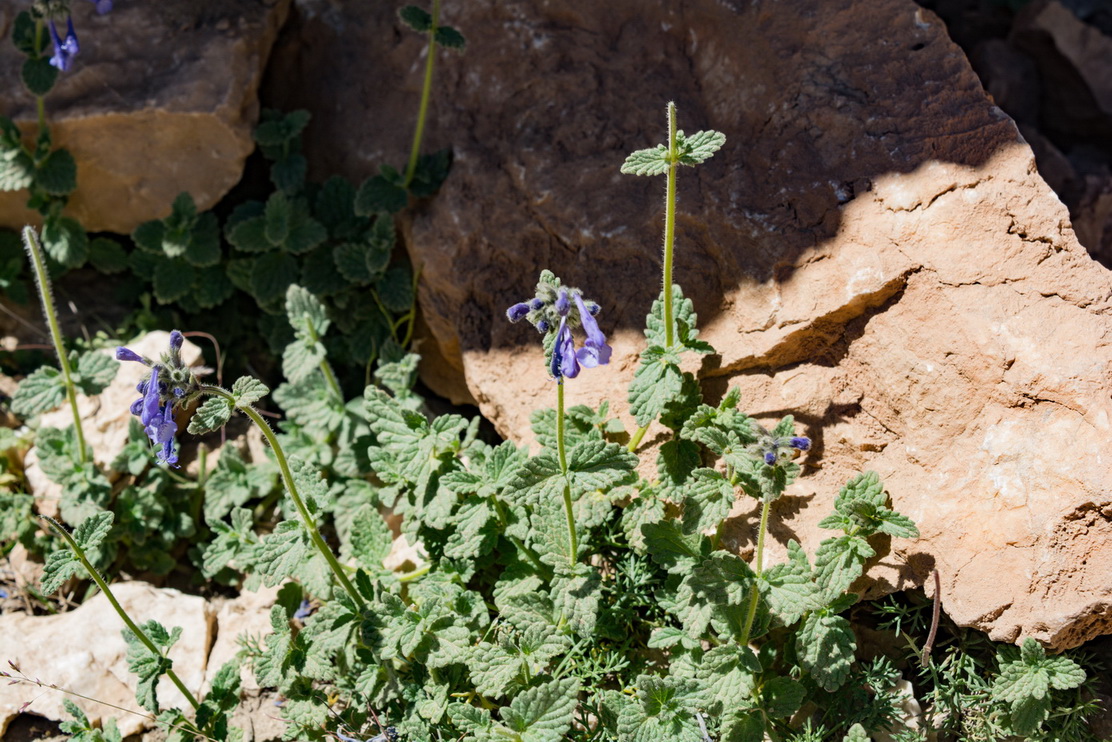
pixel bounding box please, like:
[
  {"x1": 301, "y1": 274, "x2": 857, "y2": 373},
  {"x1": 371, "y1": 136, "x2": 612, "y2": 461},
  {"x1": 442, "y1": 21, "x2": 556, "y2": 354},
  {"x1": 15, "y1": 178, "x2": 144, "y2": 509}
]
[
  {"x1": 269, "y1": 0, "x2": 1112, "y2": 649},
  {"x1": 0, "y1": 582, "x2": 212, "y2": 737},
  {"x1": 0, "y1": 0, "x2": 291, "y2": 234},
  {"x1": 205, "y1": 585, "x2": 280, "y2": 694}
]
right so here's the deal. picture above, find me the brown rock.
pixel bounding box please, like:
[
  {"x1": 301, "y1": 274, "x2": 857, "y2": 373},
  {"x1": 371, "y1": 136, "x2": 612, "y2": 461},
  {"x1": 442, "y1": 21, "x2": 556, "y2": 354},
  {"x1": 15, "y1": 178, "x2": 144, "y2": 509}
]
[
  {"x1": 267, "y1": 1, "x2": 1112, "y2": 649},
  {"x1": 1012, "y1": 0, "x2": 1112, "y2": 138},
  {"x1": 0, "y1": 0, "x2": 291, "y2": 234}
]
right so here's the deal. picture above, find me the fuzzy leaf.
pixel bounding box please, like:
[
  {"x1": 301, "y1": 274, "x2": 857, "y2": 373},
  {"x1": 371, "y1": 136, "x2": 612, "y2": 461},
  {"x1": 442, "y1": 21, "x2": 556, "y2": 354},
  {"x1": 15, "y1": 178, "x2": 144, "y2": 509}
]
[
  {"x1": 677, "y1": 129, "x2": 726, "y2": 166},
  {"x1": 499, "y1": 677, "x2": 580, "y2": 742},
  {"x1": 231, "y1": 376, "x2": 269, "y2": 407},
  {"x1": 399, "y1": 5, "x2": 432, "y2": 31},
  {"x1": 350, "y1": 503, "x2": 392, "y2": 571},
  {"x1": 187, "y1": 396, "x2": 233, "y2": 435},
  {"x1": 252, "y1": 520, "x2": 310, "y2": 587},
  {"x1": 250, "y1": 251, "x2": 299, "y2": 304},
  {"x1": 282, "y1": 337, "x2": 325, "y2": 383},
  {"x1": 797, "y1": 610, "x2": 856, "y2": 691},
  {"x1": 40, "y1": 546, "x2": 82, "y2": 594},
  {"x1": 697, "y1": 643, "x2": 760, "y2": 714},
  {"x1": 621, "y1": 145, "x2": 670, "y2": 176},
  {"x1": 812, "y1": 534, "x2": 874, "y2": 602},
  {"x1": 42, "y1": 216, "x2": 88, "y2": 268},
  {"x1": 152, "y1": 256, "x2": 196, "y2": 304},
  {"x1": 74, "y1": 351, "x2": 118, "y2": 397},
  {"x1": 642, "y1": 520, "x2": 704, "y2": 573},
  {"x1": 843, "y1": 723, "x2": 870, "y2": 742},
  {"x1": 123, "y1": 620, "x2": 180, "y2": 713},
  {"x1": 435, "y1": 26, "x2": 466, "y2": 50},
  {"x1": 88, "y1": 237, "x2": 128, "y2": 273},
  {"x1": 21, "y1": 57, "x2": 58, "y2": 97},
  {"x1": 629, "y1": 345, "x2": 685, "y2": 427},
  {"x1": 759, "y1": 540, "x2": 822, "y2": 625},
  {"x1": 36, "y1": 147, "x2": 76, "y2": 195},
  {"x1": 11, "y1": 365, "x2": 65, "y2": 416},
  {"x1": 355, "y1": 174, "x2": 408, "y2": 215}
]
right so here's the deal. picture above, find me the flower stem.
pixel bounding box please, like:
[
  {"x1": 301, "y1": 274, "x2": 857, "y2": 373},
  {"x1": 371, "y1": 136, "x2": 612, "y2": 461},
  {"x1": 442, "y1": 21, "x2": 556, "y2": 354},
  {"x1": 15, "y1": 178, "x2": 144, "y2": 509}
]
[
  {"x1": 22, "y1": 227, "x2": 88, "y2": 464},
  {"x1": 403, "y1": 0, "x2": 441, "y2": 189},
  {"x1": 739, "y1": 496, "x2": 772, "y2": 646},
  {"x1": 626, "y1": 423, "x2": 649, "y2": 452},
  {"x1": 305, "y1": 322, "x2": 343, "y2": 400},
  {"x1": 662, "y1": 101, "x2": 679, "y2": 349},
  {"x1": 43, "y1": 518, "x2": 200, "y2": 711},
  {"x1": 200, "y1": 386, "x2": 364, "y2": 609},
  {"x1": 557, "y1": 381, "x2": 577, "y2": 565},
  {"x1": 33, "y1": 21, "x2": 47, "y2": 132}
]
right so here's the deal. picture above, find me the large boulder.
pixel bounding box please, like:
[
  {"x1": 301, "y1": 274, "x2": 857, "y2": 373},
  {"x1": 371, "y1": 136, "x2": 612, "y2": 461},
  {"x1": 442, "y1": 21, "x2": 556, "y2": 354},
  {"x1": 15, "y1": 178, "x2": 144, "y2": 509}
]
[
  {"x1": 0, "y1": 0, "x2": 291, "y2": 234},
  {"x1": 268, "y1": 0, "x2": 1112, "y2": 650}
]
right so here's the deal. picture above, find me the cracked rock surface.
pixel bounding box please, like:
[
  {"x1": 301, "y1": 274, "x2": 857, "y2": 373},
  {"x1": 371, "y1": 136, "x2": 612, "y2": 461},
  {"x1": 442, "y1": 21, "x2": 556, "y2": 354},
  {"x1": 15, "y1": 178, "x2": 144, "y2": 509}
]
[
  {"x1": 0, "y1": 0, "x2": 291, "y2": 234},
  {"x1": 270, "y1": 0, "x2": 1112, "y2": 649}
]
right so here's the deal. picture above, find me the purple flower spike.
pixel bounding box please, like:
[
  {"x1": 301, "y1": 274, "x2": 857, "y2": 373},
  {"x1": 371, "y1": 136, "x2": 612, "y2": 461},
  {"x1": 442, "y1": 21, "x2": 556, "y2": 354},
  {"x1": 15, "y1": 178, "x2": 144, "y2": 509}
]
[
  {"x1": 555, "y1": 289, "x2": 570, "y2": 316},
  {"x1": 790, "y1": 436, "x2": 811, "y2": 451},
  {"x1": 146, "y1": 402, "x2": 178, "y2": 466},
  {"x1": 48, "y1": 18, "x2": 79, "y2": 71},
  {"x1": 141, "y1": 367, "x2": 162, "y2": 428},
  {"x1": 550, "y1": 318, "x2": 579, "y2": 380},
  {"x1": 169, "y1": 330, "x2": 184, "y2": 350},
  {"x1": 507, "y1": 302, "x2": 531, "y2": 322},
  {"x1": 572, "y1": 292, "x2": 612, "y2": 368},
  {"x1": 115, "y1": 347, "x2": 148, "y2": 364}
]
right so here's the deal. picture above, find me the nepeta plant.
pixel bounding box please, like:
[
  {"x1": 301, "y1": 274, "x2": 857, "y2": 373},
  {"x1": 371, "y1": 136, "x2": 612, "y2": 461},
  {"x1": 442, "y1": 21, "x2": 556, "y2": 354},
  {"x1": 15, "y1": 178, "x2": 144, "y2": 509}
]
[{"x1": 11, "y1": 92, "x2": 1099, "y2": 742}]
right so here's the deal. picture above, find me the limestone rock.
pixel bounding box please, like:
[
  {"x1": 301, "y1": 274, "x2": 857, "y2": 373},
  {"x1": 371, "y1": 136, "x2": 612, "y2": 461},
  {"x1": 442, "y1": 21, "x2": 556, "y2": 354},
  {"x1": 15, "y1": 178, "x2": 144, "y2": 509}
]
[
  {"x1": 0, "y1": 0, "x2": 291, "y2": 234},
  {"x1": 205, "y1": 585, "x2": 279, "y2": 694},
  {"x1": 0, "y1": 582, "x2": 212, "y2": 737},
  {"x1": 268, "y1": 0, "x2": 1112, "y2": 649}
]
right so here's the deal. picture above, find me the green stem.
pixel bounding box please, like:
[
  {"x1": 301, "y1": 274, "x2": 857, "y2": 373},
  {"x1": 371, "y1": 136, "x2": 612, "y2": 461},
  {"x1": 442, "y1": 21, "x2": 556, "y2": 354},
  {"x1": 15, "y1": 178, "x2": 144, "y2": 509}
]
[
  {"x1": 556, "y1": 381, "x2": 577, "y2": 566},
  {"x1": 33, "y1": 21, "x2": 47, "y2": 132},
  {"x1": 398, "y1": 564, "x2": 431, "y2": 583},
  {"x1": 739, "y1": 496, "x2": 772, "y2": 646},
  {"x1": 662, "y1": 101, "x2": 678, "y2": 349},
  {"x1": 200, "y1": 386, "x2": 364, "y2": 609},
  {"x1": 22, "y1": 227, "x2": 88, "y2": 464},
  {"x1": 626, "y1": 423, "x2": 649, "y2": 453},
  {"x1": 305, "y1": 322, "x2": 342, "y2": 400},
  {"x1": 403, "y1": 0, "x2": 441, "y2": 189},
  {"x1": 44, "y1": 518, "x2": 200, "y2": 711}
]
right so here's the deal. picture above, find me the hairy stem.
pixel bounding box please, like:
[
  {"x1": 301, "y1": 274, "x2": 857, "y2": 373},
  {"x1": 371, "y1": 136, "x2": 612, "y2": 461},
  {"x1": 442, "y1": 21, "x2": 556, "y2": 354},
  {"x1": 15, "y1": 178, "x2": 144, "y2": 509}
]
[
  {"x1": 557, "y1": 381, "x2": 578, "y2": 565},
  {"x1": 44, "y1": 518, "x2": 200, "y2": 711},
  {"x1": 200, "y1": 386, "x2": 364, "y2": 608},
  {"x1": 662, "y1": 101, "x2": 678, "y2": 349},
  {"x1": 22, "y1": 227, "x2": 87, "y2": 464},
  {"x1": 403, "y1": 0, "x2": 441, "y2": 189},
  {"x1": 739, "y1": 496, "x2": 772, "y2": 646},
  {"x1": 305, "y1": 321, "x2": 342, "y2": 400}
]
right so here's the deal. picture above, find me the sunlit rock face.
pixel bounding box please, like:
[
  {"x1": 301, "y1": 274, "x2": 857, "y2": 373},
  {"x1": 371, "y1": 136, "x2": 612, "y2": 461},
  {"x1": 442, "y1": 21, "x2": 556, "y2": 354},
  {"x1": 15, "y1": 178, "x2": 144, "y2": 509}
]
[
  {"x1": 0, "y1": 0, "x2": 291, "y2": 233},
  {"x1": 266, "y1": 0, "x2": 1112, "y2": 650}
]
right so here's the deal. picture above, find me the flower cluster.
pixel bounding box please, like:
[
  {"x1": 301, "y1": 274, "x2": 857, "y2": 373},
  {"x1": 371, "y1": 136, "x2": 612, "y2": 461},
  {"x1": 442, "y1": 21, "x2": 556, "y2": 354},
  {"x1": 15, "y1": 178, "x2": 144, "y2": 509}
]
[
  {"x1": 758, "y1": 434, "x2": 811, "y2": 466},
  {"x1": 45, "y1": 0, "x2": 112, "y2": 72},
  {"x1": 115, "y1": 330, "x2": 199, "y2": 466},
  {"x1": 507, "y1": 270, "x2": 612, "y2": 381}
]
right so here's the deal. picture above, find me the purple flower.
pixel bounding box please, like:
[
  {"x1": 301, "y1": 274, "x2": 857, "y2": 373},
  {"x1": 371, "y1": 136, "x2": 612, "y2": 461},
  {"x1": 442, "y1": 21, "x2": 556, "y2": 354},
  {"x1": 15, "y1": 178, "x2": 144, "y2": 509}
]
[
  {"x1": 169, "y1": 330, "x2": 184, "y2": 350},
  {"x1": 790, "y1": 436, "x2": 811, "y2": 451},
  {"x1": 572, "y1": 292, "x2": 611, "y2": 368},
  {"x1": 146, "y1": 397, "x2": 179, "y2": 466},
  {"x1": 550, "y1": 318, "x2": 580, "y2": 380},
  {"x1": 48, "y1": 18, "x2": 79, "y2": 71},
  {"x1": 86, "y1": 0, "x2": 113, "y2": 13},
  {"x1": 115, "y1": 347, "x2": 148, "y2": 364},
  {"x1": 764, "y1": 451, "x2": 777, "y2": 465},
  {"x1": 507, "y1": 302, "x2": 531, "y2": 322},
  {"x1": 555, "y1": 288, "x2": 570, "y2": 316}
]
